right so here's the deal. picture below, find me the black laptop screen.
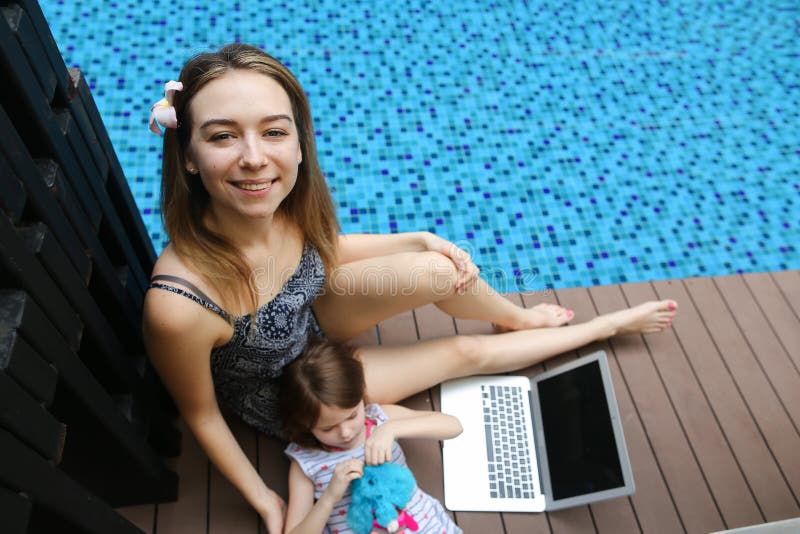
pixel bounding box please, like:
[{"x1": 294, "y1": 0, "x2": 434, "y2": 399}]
[{"x1": 536, "y1": 360, "x2": 625, "y2": 500}]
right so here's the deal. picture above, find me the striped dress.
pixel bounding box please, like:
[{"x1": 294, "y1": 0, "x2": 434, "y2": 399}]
[{"x1": 285, "y1": 404, "x2": 462, "y2": 534}]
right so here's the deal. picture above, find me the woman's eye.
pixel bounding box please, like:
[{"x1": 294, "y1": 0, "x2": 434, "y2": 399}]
[
  {"x1": 211, "y1": 133, "x2": 233, "y2": 141},
  {"x1": 265, "y1": 129, "x2": 286, "y2": 137}
]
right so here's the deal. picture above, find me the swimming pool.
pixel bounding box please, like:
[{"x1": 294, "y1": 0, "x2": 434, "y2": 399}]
[{"x1": 40, "y1": 0, "x2": 799, "y2": 292}]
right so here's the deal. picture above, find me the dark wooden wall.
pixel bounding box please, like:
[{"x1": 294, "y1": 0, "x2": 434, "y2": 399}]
[{"x1": 0, "y1": 1, "x2": 180, "y2": 532}]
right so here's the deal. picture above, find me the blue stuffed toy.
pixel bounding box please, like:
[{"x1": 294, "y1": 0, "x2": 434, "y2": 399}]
[{"x1": 347, "y1": 463, "x2": 419, "y2": 534}]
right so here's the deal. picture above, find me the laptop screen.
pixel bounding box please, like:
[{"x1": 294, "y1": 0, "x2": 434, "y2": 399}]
[{"x1": 536, "y1": 359, "x2": 625, "y2": 500}]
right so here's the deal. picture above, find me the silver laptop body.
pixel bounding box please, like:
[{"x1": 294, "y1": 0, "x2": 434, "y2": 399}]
[{"x1": 440, "y1": 350, "x2": 634, "y2": 512}]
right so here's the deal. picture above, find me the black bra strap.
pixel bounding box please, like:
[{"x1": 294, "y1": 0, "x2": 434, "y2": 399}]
[{"x1": 150, "y1": 274, "x2": 229, "y2": 318}]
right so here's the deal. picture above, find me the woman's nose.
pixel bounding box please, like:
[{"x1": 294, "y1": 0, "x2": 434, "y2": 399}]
[{"x1": 239, "y1": 135, "x2": 266, "y2": 169}]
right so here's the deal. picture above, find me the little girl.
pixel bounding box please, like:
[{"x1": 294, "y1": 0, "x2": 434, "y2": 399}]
[{"x1": 280, "y1": 339, "x2": 463, "y2": 534}]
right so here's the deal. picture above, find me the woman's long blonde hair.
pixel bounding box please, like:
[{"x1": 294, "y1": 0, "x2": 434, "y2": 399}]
[{"x1": 160, "y1": 43, "x2": 339, "y2": 317}]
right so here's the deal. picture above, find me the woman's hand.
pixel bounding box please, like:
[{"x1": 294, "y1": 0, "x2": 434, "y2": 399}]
[
  {"x1": 420, "y1": 232, "x2": 480, "y2": 293},
  {"x1": 325, "y1": 458, "x2": 364, "y2": 503},
  {"x1": 364, "y1": 423, "x2": 395, "y2": 465},
  {"x1": 254, "y1": 488, "x2": 287, "y2": 534}
]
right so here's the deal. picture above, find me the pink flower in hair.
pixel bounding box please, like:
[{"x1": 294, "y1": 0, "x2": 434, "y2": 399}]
[{"x1": 148, "y1": 80, "x2": 183, "y2": 134}]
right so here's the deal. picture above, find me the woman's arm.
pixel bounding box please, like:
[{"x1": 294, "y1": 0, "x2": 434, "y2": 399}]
[
  {"x1": 337, "y1": 232, "x2": 479, "y2": 292},
  {"x1": 337, "y1": 232, "x2": 429, "y2": 264},
  {"x1": 285, "y1": 458, "x2": 363, "y2": 534},
  {"x1": 364, "y1": 404, "x2": 463, "y2": 465},
  {"x1": 143, "y1": 290, "x2": 284, "y2": 532}
]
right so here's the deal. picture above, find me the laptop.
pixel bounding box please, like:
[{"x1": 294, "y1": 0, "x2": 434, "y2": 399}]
[{"x1": 440, "y1": 350, "x2": 634, "y2": 512}]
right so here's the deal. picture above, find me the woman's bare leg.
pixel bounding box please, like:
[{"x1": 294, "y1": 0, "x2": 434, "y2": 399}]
[
  {"x1": 314, "y1": 251, "x2": 573, "y2": 342},
  {"x1": 360, "y1": 300, "x2": 677, "y2": 403}
]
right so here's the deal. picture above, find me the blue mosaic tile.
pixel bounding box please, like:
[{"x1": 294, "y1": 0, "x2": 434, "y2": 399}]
[{"x1": 40, "y1": 0, "x2": 799, "y2": 292}]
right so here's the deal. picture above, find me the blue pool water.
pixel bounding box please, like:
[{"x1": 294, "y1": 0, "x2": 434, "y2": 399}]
[{"x1": 40, "y1": 0, "x2": 799, "y2": 292}]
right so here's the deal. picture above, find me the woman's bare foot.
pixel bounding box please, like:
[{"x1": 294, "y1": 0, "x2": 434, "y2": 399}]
[
  {"x1": 494, "y1": 303, "x2": 574, "y2": 332},
  {"x1": 595, "y1": 300, "x2": 678, "y2": 337}
]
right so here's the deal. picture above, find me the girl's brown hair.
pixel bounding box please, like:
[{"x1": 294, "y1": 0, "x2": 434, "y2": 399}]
[
  {"x1": 161, "y1": 43, "x2": 339, "y2": 317},
  {"x1": 279, "y1": 339, "x2": 365, "y2": 449}
]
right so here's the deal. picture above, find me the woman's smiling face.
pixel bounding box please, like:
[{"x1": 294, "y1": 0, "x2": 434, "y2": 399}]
[{"x1": 183, "y1": 69, "x2": 302, "y2": 223}]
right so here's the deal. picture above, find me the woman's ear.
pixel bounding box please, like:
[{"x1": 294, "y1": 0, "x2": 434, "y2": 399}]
[{"x1": 184, "y1": 152, "x2": 198, "y2": 175}]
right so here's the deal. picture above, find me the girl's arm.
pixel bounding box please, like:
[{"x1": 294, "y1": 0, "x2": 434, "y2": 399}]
[
  {"x1": 143, "y1": 290, "x2": 284, "y2": 533},
  {"x1": 365, "y1": 404, "x2": 463, "y2": 465},
  {"x1": 285, "y1": 458, "x2": 363, "y2": 534}
]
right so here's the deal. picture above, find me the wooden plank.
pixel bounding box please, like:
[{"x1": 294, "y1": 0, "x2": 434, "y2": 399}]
[
  {"x1": 0, "y1": 328, "x2": 58, "y2": 406},
  {"x1": 743, "y1": 273, "x2": 800, "y2": 372},
  {"x1": 65, "y1": 70, "x2": 108, "y2": 185},
  {"x1": 1, "y1": 4, "x2": 56, "y2": 102},
  {"x1": 20, "y1": 222, "x2": 145, "y2": 393},
  {"x1": 0, "y1": 484, "x2": 32, "y2": 534},
  {"x1": 208, "y1": 414, "x2": 260, "y2": 533},
  {"x1": 770, "y1": 271, "x2": 800, "y2": 318},
  {"x1": 713, "y1": 275, "x2": 800, "y2": 430},
  {"x1": 257, "y1": 434, "x2": 290, "y2": 504},
  {"x1": 0, "y1": 151, "x2": 26, "y2": 223},
  {"x1": 7, "y1": 0, "x2": 72, "y2": 102},
  {"x1": 544, "y1": 287, "x2": 642, "y2": 534},
  {"x1": 69, "y1": 68, "x2": 157, "y2": 267},
  {"x1": 590, "y1": 283, "x2": 724, "y2": 533},
  {"x1": 0, "y1": 428, "x2": 143, "y2": 534},
  {"x1": 0, "y1": 206, "x2": 83, "y2": 350},
  {"x1": 622, "y1": 281, "x2": 764, "y2": 529},
  {"x1": 683, "y1": 277, "x2": 800, "y2": 504},
  {"x1": 654, "y1": 278, "x2": 798, "y2": 521},
  {"x1": 0, "y1": 371, "x2": 65, "y2": 461},
  {"x1": 116, "y1": 505, "x2": 154, "y2": 534},
  {"x1": 0, "y1": 290, "x2": 177, "y2": 504},
  {"x1": 0, "y1": 108, "x2": 128, "y2": 329},
  {"x1": 155, "y1": 421, "x2": 209, "y2": 534}
]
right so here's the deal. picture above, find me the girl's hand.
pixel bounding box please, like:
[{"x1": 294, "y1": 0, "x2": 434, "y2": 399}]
[
  {"x1": 421, "y1": 232, "x2": 480, "y2": 293},
  {"x1": 254, "y1": 488, "x2": 286, "y2": 534},
  {"x1": 364, "y1": 423, "x2": 395, "y2": 465},
  {"x1": 325, "y1": 458, "x2": 363, "y2": 503}
]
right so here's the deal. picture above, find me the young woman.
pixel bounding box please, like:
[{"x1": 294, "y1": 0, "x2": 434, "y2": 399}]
[
  {"x1": 280, "y1": 340, "x2": 462, "y2": 534},
  {"x1": 143, "y1": 43, "x2": 677, "y2": 533}
]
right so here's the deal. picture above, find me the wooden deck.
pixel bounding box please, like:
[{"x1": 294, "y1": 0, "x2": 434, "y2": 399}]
[{"x1": 118, "y1": 271, "x2": 800, "y2": 533}]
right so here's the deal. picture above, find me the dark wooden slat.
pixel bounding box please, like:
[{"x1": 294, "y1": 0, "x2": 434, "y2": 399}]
[
  {"x1": 0, "y1": 428, "x2": 143, "y2": 534},
  {"x1": 541, "y1": 288, "x2": 642, "y2": 534},
  {"x1": 0, "y1": 290, "x2": 177, "y2": 504},
  {"x1": 258, "y1": 434, "x2": 290, "y2": 505},
  {"x1": 35, "y1": 158, "x2": 142, "y2": 338},
  {"x1": 64, "y1": 69, "x2": 109, "y2": 186},
  {"x1": 622, "y1": 281, "x2": 764, "y2": 529},
  {"x1": 770, "y1": 271, "x2": 800, "y2": 319},
  {"x1": 743, "y1": 273, "x2": 800, "y2": 372},
  {"x1": 0, "y1": 151, "x2": 25, "y2": 223},
  {"x1": 154, "y1": 421, "x2": 209, "y2": 534},
  {"x1": 115, "y1": 505, "x2": 154, "y2": 534},
  {"x1": 3, "y1": 0, "x2": 72, "y2": 102},
  {"x1": 713, "y1": 275, "x2": 800, "y2": 430},
  {"x1": 20, "y1": 222, "x2": 145, "y2": 392},
  {"x1": 0, "y1": 209, "x2": 83, "y2": 350},
  {"x1": 654, "y1": 278, "x2": 799, "y2": 521},
  {"x1": 683, "y1": 277, "x2": 800, "y2": 504},
  {"x1": 1, "y1": 4, "x2": 56, "y2": 102},
  {"x1": 590, "y1": 283, "x2": 724, "y2": 533},
  {"x1": 0, "y1": 371, "x2": 65, "y2": 461},
  {"x1": 0, "y1": 484, "x2": 32, "y2": 534},
  {"x1": 0, "y1": 22, "x2": 105, "y2": 243},
  {"x1": 0, "y1": 328, "x2": 57, "y2": 406},
  {"x1": 69, "y1": 68, "x2": 157, "y2": 267},
  {"x1": 209, "y1": 414, "x2": 259, "y2": 533}
]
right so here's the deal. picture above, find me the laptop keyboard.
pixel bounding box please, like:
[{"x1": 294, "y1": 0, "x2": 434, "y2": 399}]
[{"x1": 482, "y1": 385, "x2": 536, "y2": 500}]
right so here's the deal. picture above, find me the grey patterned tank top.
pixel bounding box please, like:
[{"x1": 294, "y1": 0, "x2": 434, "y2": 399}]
[{"x1": 149, "y1": 243, "x2": 326, "y2": 437}]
